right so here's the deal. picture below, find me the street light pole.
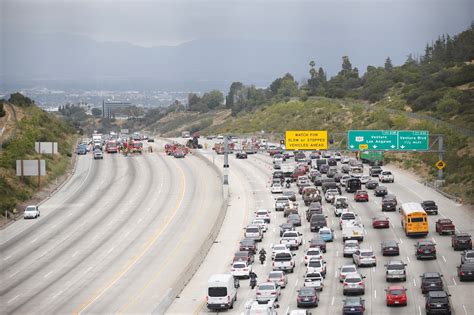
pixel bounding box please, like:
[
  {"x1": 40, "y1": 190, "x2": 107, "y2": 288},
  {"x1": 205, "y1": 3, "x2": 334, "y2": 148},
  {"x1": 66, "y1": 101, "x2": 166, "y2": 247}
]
[{"x1": 223, "y1": 136, "x2": 229, "y2": 185}]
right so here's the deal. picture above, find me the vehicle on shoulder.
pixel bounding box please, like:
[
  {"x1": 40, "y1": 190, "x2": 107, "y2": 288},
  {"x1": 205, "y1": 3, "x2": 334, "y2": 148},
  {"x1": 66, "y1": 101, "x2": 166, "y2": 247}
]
[
  {"x1": 378, "y1": 170, "x2": 394, "y2": 183},
  {"x1": 424, "y1": 291, "x2": 451, "y2": 315},
  {"x1": 385, "y1": 285, "x2": 407, "y2": 306},
  {"x1": 339, "y1": 264, "x2": 358, "y2": 282},
  {"x1": 303, "y1": 272, "x2": 324, "y2": 291},
  {"x1": 435, "y1": 218, "x2": 455, "y2": 235},
  {"x1": 421, "y1": 200, "x2": 438, "y2": 215},
  {"x1": 24, "y1": 205, "x2": 40, "y2": 219},
  {"x1": 354, "y1": 190, "x2": 369, "y2": 202},
  {"x1": 381, "y1": 194, "x2": 397, "y2": 211},
  {"x1": 256, "y1": 282, "x2": 281, "y2": 303},
  {"x1": 343, "y1": 240, "x2": 360, "y2": 257},
  {"x1": 385, "y1": 260, "x2": 407, "y2": 282},
  {"x1": 353, "y1": 248, "x2": 376, "y2": 267},
  {"x1": 457, "y1": 262, "x2": 474, "y2": 281},
  {"x1": 244, "y1": 224, "x2": 263, "y2": 242},
  {"x1": 273, "y1": 251, "x2": 296, "y2": 273},
  {"x1": 381, "y1": 240, "x2": 400, "y2": 256},
  {"x1": 308, "y1": 236, "x2": 327, "y2": 253},
  {"x1": 374, "y1": 185, "x2": 388, "y2": 197},
  {"x1": 365, "y1": 179, "x2": 378, "y2": 189},
  {"x1": 461, "y1": 249, "x2": 474, "y2": 264},
  {"x1": 296, "y1": 286, "x2": 319, "y2": 308},
  {"x1": 240, "y1": 238, "x2": 257, "y2": 254},
  {"x1": 452, "y1": 232, "x2": 472, "y2": 250},
  {"x1": 420, "y1": 272, "x2": 443, "y2": 294},
  {"x1": 267, "y1": 270, "x2": 288, "y2": 288},
  {"x1": 231, "y1": 260, "x2": 252, "y2": 278},
  {"x1": 206, "y1": 274, "x2": 238, "y2": 310},
  {"x1": 372, "y1": 215, "x2": 390, "y2": 229},
  {"x1": 235, "y1": 151, "x2": 248, "y2": 159},
  {"x1": 369, "y1": 166, "x2": 383, "y2": 177},
  {"x1": 271, "y1": 182, "x2": 283, "y2": 194},
  {"x1": 342, "y1": 297, "x2": 365, "y2": 315},
  {"x1": 279, "y1": 223, "x2": 295, "y2": 237},
  {"x1": 342, "y1": 273, "x2": 366, "y2": 296},
  {"x1": 255, "y1": 208, "x2": 271, "y2": 223},
  {"x1": 415, "y1": 240, "x2": 437, "y2": 260},
  {"x1": 318, "y1": 227, "x2": 334, "y2": 242}
]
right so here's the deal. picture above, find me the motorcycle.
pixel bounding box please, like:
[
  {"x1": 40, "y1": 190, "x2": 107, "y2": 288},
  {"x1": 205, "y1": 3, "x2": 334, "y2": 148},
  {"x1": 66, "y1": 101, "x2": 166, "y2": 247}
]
[
  {"x1": 259, "y1": 253, "x2": 266, "y2": 264},
  {"x1": 285, "y1": 180, "x2": 291, "y2": 188},
  {"x1": 250, "y1": 278, "x2": 257, "y2": 289}
]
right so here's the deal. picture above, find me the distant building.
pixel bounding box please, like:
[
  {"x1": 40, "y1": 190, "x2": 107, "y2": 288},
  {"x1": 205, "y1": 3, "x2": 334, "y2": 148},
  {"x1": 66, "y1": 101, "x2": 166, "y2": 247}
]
[{"x1": 102, "y1": 100, "x2": 132, "y2": 118}]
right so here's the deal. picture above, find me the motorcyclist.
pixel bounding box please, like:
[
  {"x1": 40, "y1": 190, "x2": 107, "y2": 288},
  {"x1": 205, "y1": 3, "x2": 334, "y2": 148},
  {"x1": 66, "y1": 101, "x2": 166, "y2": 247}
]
[
  {"x1": 285, "y1": 178, "x2": 291, "y2": 188},
  {"x1": 249, "y1": 271, "x2": 258, "y2": 288},
  {"x1": 259, "y1": 248, "x2": 266, "y2": 264}
]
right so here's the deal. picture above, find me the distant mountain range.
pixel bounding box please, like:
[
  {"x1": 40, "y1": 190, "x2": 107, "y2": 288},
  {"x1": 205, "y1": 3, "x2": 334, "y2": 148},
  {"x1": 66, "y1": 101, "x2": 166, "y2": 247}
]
[{"x1": 2, "y1": 32, "x2": 415, "y2": 92}]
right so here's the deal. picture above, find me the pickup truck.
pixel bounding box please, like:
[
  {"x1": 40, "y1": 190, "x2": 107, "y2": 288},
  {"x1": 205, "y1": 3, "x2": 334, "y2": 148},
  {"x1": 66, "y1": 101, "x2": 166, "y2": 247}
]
[
  {"x1": 421, "y1": 200, "x2": 438, "y2": 215},
  {"x1": 378, "y1": 171, "x2": 394, "y2": 183},
  {"x1": 342, "y1": 224, "x2": 364, "y2": 242},
  {"x1": 435, "y1": 219, "x2": 455, "y2": 235},
  {"x1": 272, "y1": 251, "x2": 295, "y2": 273},
  {"x1": 280, "y1": 231, "x2": 302, "y2": 250}
]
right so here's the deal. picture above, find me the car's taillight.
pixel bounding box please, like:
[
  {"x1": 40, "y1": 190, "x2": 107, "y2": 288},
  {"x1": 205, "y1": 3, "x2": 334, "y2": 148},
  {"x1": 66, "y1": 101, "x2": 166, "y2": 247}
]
[
  {"x1": 418, "y1": 249, "x2": 423, "y2": 253},
  {"x1": 256, "y1": 292, "x2": 261, "y2": 295},
  {"x1": 272, "y1": 262, "x2": 275, "y2": 266},
  {"x1": 231, "y1": 268, "x2": 235, "y2": 271},
  {"x1": 243, "y1": 268, "x2": 248, "y2": 271},
  {"x1": 343, "y1": 283, "x2": 348, "y2": 286},
  {"x1": 271, "y1": 292, "x2": 276, "y2": 295},
  {"x1": 460, "y1": 271, "x2": 465, "y2": 276},
  {"x1": 358, "y1": 282, "x2": 363, "y2": 285}
]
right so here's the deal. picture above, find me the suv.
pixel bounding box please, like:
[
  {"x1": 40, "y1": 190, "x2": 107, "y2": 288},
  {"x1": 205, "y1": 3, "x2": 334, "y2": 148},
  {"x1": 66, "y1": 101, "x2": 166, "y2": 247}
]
[
  {"x1": 353, "y1": 249, "x2": 376, "y2": 267},
  {"x1": 381, "y1": 194, "x2": 397, "y2": 211},
  {"x1": 415, "y1": 240, "x2": 437, "y2": 260},
  {"x1": 385, "y1": 260, "x2": 407, "y2": 282},
  {"x1": 275, "y1": 196, "x2": 290, "y2": 212},
  {"x1": 461, "y1": 249, "x2": 474, "y2": 264},
  {"x1": 369, "y1": 166, "x2": 383, "y2": 177},
  {"x1": 379, "y1": 170, "x2": 394, "y2": 183},
  {"x1": 457, "y1": 262, "x2": 474, "y2": 281},
  {"x1": 23, "y1": 205, "x2": 40, "y2": 219},
  {"x1": 425, "y1": 291, "x2": 451, "y2": 315},
  {"x1": 310, "y1": 214, "x2": 327, "y2": 232},
  {"x1": 420, "y1": 272, "x2": 443, "y2": 294},
  {"x1": 244, "y1": 225, "x2": 263, "y2": 242},
  {"x1": 342, "y1": 297, "x2": 365, "y2": 315},
  {"x1": 452, "y1": 232, "x2": 472, "y2": 250},
  {"x1": 342, "y1": 273, "x2": 366, "y2": 295}
]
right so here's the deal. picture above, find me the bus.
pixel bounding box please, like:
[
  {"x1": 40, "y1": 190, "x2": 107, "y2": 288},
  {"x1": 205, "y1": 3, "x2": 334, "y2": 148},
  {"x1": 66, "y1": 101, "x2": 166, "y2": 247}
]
[{"x1": 399, "y1": 202, "x2": 429, "y2": 236}]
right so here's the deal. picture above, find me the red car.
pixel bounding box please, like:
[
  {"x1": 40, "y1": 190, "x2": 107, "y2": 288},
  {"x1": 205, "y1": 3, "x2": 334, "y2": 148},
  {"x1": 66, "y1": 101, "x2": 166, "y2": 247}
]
[
  {"x1": 372, "y1": 215, "x2": 390, "y2": 228},
  {"x1": 385, "y1": 285, "x2": 407, "y2": 306},
  {"x1": 354, "y1": 190, "x2": 369, "y2": 202}
]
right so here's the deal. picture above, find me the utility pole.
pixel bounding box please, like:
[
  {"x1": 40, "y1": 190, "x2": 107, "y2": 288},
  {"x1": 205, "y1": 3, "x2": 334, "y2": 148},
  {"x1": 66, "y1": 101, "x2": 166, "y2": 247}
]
[
  {"x1": 436, "y1": 135, "x2": 444, "y2": 187},
  {"x1": 223, "y1": 136, "x2": 229, "y2": 185}
]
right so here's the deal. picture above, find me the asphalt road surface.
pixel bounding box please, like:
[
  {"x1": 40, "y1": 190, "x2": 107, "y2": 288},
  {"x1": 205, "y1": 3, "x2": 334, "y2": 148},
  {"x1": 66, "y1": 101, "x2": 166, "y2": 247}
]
[{"x1": 0, "y1": 139, "x2": 223, "y2": 314}]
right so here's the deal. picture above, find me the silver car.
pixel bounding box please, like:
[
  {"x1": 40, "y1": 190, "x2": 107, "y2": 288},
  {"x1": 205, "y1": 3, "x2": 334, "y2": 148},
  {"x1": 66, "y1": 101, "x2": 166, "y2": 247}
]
[
  {"x1": 343, "y1": 240, "x2": 360, "y2": 257},
  {"x1": 339, "y1": 264, "x2": 358, "y2": 282},
  {"x1": 267, "y1": 271, "x2": 288, "y2": 288},
  {"x1": 256, "y1": 282, "x2": 281, "y2": 302},
  {"x1": 385, "y1": 260, "x2": 407, "y2": 282},
  {"x1": 353, "y1": 248, "x2": 377, "y2": 267},
  {"x1": 342, "y1": 273, "x2": 366, "y2": 295},
  {"x1": 24, "y1": 205, "x2": 40, "y2": 219}
]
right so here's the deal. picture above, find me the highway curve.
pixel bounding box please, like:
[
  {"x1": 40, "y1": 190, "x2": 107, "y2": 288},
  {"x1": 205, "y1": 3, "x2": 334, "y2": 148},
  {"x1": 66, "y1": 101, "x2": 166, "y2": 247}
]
[{"x1": 0, "y1": 139, "x2": 224, "y2": 314}]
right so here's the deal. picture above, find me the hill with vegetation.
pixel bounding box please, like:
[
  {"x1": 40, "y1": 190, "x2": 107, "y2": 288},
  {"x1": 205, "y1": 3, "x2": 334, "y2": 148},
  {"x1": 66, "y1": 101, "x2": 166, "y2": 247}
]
[{"x1": 0, "y1": 93, "x2": 77, "y2": 218}]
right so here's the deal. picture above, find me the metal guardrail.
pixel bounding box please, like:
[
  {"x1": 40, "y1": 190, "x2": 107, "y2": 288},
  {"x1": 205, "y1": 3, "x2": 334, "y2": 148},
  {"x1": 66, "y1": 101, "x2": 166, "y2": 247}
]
[{"x1": 422, "y1": 181, "x2": 463, "y2": 204}]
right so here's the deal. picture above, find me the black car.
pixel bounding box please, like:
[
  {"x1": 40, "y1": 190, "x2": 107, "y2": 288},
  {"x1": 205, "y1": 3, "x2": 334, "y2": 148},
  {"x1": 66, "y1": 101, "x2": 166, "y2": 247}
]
[
  {"x1": 415, "y1": 240, "x2": 437, "y2": 260},
  {"x1": 283, "y1": 190, "x2": 297, "y2": 202},
  {"x1": 334, "y1": 173, "x2": 343, "y2": 183},
  {"x1": 341, "y1": 165, "x2": 351, "y2": 174},
  {"x1": 297, "y1": 286, "x2": 319, "y2": 307},
  {"x1": 287, "y1": 213, "x2": 302, "y2": 227},
  {"x1": 452, "y1": 232, "x2": 472, "y2": 250},
  {"x1": 279, "y1": 223, "x2": 295, "y2": 237},
  {"x1": 421, "y1": 200, "x2": 438, "y2": 215},
  {"x1": 239, "y1": 238, "x2": 257, "y2": 254},
  {"x1": 343, "y1": 297, "x2": 365, "y2": 315},
  {"x1": 457, "y1": 262, "x2": 474, "y2": 281},
  {"x1": 310, "y1": 214, "x2": 327, "y2": 233},
  {"x1": 235, "y1": 151, "x2": 248, "y2": 159},
  {"x1": 365, "y1": 180, "x2": 379, "y2": 189},
  {"x1": 369, "y1": 166, "x2": 383, "y2": 177},
  {"x1": 420, "y1": 272, "x2": 443, "y2": 294},
  {"x1": 309, "y1": 236, "x2": 326, "y2": 253},
  {"x1": 328, "y1": 158, "x2": 337, "y2": 166},
  {"x1": 381, "y1": 240, "x2": 400, "y2": 256},
  {"x1": 374, "y1": 186, "x2": 388, "y2": 197},
  {"x1": 425, "y1": 291, "x2": 451, "y2": 315},
  {"x1": 382, "y1": 194, "x2": 397, "y2": 211},
  {"x1": 306, "y1": 202, "x2": 323, "y2": 221}
]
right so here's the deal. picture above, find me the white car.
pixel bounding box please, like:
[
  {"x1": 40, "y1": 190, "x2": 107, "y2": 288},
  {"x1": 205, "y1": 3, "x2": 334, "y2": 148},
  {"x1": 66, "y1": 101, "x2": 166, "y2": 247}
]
[
  {"x1": 24, "y1": 205, "x2": 40, "y2": 219},
  {"x1": 306, "y1": 258, "x2": 327, "y2": 277},
  {"x1": 339, "y1": 264, "x2": 358, "y2": 282},
  {"x1": 353, "y1": 248, "x2": 377, "y2": 267},
  {"x1": 256, "y1": 282, "x2": 281, "y2": 302},
  {"x1": 304, "y1": 248, "x2": 323, "y2": 265},
  {"x1": 272, "y1": 244, "x2": 290, "y2": 260},
  {"x1": 339, "y1": 212, "x2": 358, "y2": 229},
  {"x1": 267, "y1": 270, "x2": 288, "y2": 288},
  {"x1": 343, "y1": 240, "x2": 360, "y2": 257},
  {"x1": 340, "y1": 175, "x2": 351, "y2": 186},
  {"x1": 255, "y1": 209, "x2": 271, "y2": 223},
  {"x1": 231, "y1": 261, "x2": 252, "y2": 278},
  {"x1": 244, "y1": 224, "x2": 263, "y2": 242},
  {"x1": 271, "y1": 183, "x2": 283, "y2": 194},
  {"x1": 324, "y1": 188, "x2": 340, "y2": 203},
  {"x1": 341, "y1": 156, "x2": 350, "y2": 164},
  {"x1": 360, "y1": 175, "x2": 370, "y2": 184},
  {"x1": 280, "y1": 231, "x2": 302, "y2": 250},
  {"x1": 303, "y1": 272, "x2": 324, "y2": 291},
  {"x1": 297, "y1": 176, "x2": 310, "y2": 186},
  {"x1": 379, "y1": 170, "x2": 394, "y2": 183},
  {"x1": 252, "y1": 219, "x2": 267, "y2": 232}
]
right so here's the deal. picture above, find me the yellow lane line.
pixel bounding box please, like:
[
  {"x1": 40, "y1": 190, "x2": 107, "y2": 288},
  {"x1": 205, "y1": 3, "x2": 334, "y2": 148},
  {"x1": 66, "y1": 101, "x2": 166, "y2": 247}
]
[
  {"x1": 73, "y1": 153, "x2": 185, "y2": 315},
  {"x1": 118, "y1": 156, "x2": 208, "y2": 313}
]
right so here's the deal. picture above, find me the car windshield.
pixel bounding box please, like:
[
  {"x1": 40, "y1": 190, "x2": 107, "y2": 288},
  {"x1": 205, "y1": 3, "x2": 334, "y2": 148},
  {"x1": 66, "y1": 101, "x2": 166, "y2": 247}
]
[
  {"x1": 247, "y1": 227, "x2": 259, "y2": 233},
  {"x1": 258, "y1": 284, "x2": 275, "y2": 291},
  {"x1": 233, "y1": 263, "x2": 245, "y2": 268},
  {"x1": 389, "y1": 289, "x2": 404, "y2": 295},
  {"x1": 361, "y1": 251, "x2": 373, "y2": 257},
  {"x1": 25, "y1": 206, "x2": 36, "y2": 211},
  {"x1": 388, "y1": 264, "x2": 404, "y2": 270},
  {"x1": 299, "y1": 289, "x2": 315, "y2": 296},
  {"x1": 342, "y1": 267, "x2": 356, "y2": 273},
  {"x1": 345, "y1": 277, "x2": 361, "y2": 283}
]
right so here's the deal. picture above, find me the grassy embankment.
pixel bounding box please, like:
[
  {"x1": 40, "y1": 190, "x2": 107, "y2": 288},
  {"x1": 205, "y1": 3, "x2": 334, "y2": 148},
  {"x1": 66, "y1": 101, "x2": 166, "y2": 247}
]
[{"x1": 0, "y1": 100, "x2": 77, "y2": 216}]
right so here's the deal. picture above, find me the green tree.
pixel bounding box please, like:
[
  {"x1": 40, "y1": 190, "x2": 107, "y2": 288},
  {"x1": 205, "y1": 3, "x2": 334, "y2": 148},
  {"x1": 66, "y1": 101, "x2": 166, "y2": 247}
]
[
  {"x1": 0, "y1": 103, "x2": 5, "y2": 117},
  {"x1": 8, "y1": 92, "x2": 33, "y2": 107},
  {"x1": 384, "y1": 57, "x2": 393, "y2": 71},
  {"x1": 201, "y1": 90, "x2": 224, "y2": 109},
  {"x1": 91, "y1": 108, "x2": 102, "y2": 116}
]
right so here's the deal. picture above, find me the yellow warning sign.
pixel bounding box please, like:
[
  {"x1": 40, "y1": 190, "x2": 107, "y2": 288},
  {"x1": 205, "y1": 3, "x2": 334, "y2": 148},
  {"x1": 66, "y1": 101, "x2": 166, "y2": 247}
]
[
  {"x1": 285, "y1": 130, "x2": 328, "y2": 150},
  {"x1": 435, "y1": 160, "x2": 446, "y2": 170},
  {"x1": 358, "y1": 144, "x2": 369, "y2": 150}
]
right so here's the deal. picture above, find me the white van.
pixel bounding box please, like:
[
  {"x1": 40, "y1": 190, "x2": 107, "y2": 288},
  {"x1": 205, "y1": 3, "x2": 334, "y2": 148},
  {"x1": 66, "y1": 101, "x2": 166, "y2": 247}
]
[{"x1": 206, "y1": 274, "x2": 238, "y2": 310}]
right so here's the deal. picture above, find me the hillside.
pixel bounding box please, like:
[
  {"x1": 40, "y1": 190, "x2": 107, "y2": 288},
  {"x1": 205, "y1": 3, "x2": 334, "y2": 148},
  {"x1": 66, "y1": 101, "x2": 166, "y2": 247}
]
[{"x1": 0, "y1": 94, "x2": 77, "y2": 219}]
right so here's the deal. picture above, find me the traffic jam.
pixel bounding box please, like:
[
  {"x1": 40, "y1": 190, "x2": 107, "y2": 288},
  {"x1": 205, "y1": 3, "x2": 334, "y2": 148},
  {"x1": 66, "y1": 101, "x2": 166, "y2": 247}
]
[{"x1": 206, "y1": 144, "x2": 473, "y2": 315}]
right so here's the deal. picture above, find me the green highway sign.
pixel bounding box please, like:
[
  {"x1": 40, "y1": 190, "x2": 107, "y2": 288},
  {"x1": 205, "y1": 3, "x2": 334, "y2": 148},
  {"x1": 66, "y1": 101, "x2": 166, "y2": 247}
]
[{"x1": 348, "y1": 130, "x2": 429, "y2": 151}]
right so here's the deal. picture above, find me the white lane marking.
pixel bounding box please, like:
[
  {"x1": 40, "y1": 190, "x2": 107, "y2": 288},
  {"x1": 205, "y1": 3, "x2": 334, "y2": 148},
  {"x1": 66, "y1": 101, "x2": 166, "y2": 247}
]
[
  {"x1": 84, "y1": 266, "x2": 93, "y2": 275},
  {"x1": 137, "y1": 218, "x2": 142, "y2": 224},
  {"x1": 431, "y1": 237, "x2": 436, "y2": 243},
  {"x1": 374, "y1": 290, "x2": 377, "y2": 299},
  {"x1": 69, "y1": 212, "x2": 73, "y2": 217},
  {"x1": 51, "y1": 290, "x2": 63, "y2": 299},
  {"x1": 273, "y1": 228, "x2": 276, "y2": 232},
  {"x1": 390, "y1": 223, "x2": 394, "y2": 228},
  {"x1": 146, "y1": 207, "x2": 151, "y2": 212},
  {"x1": 442, "y1": 256, "x2": 447, "y2": 263},
  {"x1": 407, "y1": 256, "x2": 411, "y2": 263},
  {"x1": 418, "y1": 305, "x2": 422, "y2": 315},
  {"x1": 44, "y1": 271, "x2": 53, "y2": 278},
  {"x1": 331, "y1": 296, "x2": 335, "y2": 305},
  {"x1": 9, "y1": 271, "x2": 19, "y2": 279},
  {"x1": 372, "y1": 267, "x2": 376, "y2": 272},
  {"x1": 52, "y1": 224, "x2": 57, "y2": 229},
  {"x1": 107, "y1": 221, "x2": 114, "y2": 227},
  {"x1": 399, "y1": 238, "x2": 403, "y2": 244},
  {"x1": 123, "y1": 231, "x2": 130, "y2": 237},
  {"x1": 295, "y1": 279, "x2": 298, "y2": 287},
  {"x1": 31, "y1": 238, "x2": 38, "y2": 244},
  {"x1": 413, "y1": 278, "x2": 417, "y2": 287},
  {"x1": 334, "y1": 271, "x2": 338, "y2": 278},
  {"x1": 3, "y1": 255, "x2": 11, "y2": 261},
  {"x1": 107, "y1": 247, "x2": 114, "y2": 254},
  {"x1": 285, "y1": 307, "x2": 290, "y2": 315},
  {"x1": 336, "y1": 250, "x2": 339, "y2": 257},
  {"x1": 8, "y1": 295, "x2": 20, "y2": 304},
  {"x1": 463, "y1": 305, "x2": 468, "y2": 315},
  {"x1": 453, "y1": 277, "x2": 457, "y2": 286}
]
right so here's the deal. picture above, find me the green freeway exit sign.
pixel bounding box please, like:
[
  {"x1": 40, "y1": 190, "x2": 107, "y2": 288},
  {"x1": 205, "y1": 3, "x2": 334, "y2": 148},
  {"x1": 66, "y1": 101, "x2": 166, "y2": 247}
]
[{"x1": 348, "y1": 130, "x2": 429, "y2": 151}]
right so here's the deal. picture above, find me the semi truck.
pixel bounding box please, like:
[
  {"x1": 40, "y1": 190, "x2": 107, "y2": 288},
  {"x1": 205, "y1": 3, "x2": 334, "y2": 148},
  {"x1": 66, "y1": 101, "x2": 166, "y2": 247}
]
[{"x1": 360, "y1": 151, "x2": 384, "y2": 166}]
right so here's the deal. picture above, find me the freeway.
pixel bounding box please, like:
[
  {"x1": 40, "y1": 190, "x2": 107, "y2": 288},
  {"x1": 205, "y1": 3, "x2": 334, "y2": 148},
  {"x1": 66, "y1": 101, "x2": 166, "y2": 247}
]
[
  {"x1": 0, "y1": 140, "x2": 224, "y2": 314},
  {"x1": 168, "y1": 140, "x2": 474, "y2": 315}
]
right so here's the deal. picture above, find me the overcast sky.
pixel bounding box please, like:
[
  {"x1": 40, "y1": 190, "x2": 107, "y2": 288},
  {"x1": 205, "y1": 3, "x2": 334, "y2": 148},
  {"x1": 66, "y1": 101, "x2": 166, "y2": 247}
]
[{"x1": 2, "y1": 0, "x2": 473, "y2": 47}]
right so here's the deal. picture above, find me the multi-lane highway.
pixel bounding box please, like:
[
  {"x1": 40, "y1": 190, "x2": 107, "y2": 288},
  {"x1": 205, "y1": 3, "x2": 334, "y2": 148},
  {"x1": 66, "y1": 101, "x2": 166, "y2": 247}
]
[
  {"x1": 168, "y1": 139, "x2": 474, "y2": 315},
  {"x1": 0, "y1": 140, "x2": 224, "y2": 314}
]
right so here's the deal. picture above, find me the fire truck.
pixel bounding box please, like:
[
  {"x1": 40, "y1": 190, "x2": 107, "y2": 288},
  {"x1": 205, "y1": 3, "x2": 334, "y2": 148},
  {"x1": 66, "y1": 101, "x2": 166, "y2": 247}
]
[{"x1": 106, "y1": 141, "x2": 119, "y2": 153}]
